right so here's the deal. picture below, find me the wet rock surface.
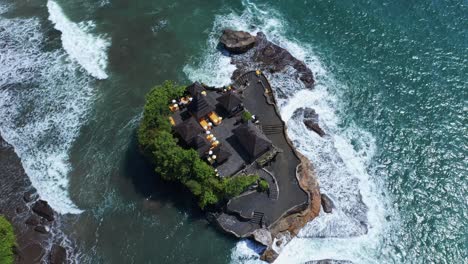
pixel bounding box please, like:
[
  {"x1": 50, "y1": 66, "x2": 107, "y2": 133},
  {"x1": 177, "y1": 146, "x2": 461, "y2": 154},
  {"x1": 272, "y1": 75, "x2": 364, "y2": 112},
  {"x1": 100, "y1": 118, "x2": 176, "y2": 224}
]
[
  {"x1": 0, "y1": 135, "x2": 68, "y2": 263},
  {"x1": 34, "y1": 225, "x2": 49, "y2": 234},
  {"x1": 293, "y1": 107, "x2": 326, "y2": 137},
  {"x1": 261, "y1": 249, "x2": 279, "y2": 263},
  {"x1": 50, "y1": 244, "x2": 67, "y2": 264},
  {"x1": 321, "y1": 193, "x2": 334, "y2": 213},
  {"x1": 19, "y1": 243, "x2": 46, "y2": 264},
  {"x1": 226, "y1": 30, "x2": 315, "y2": 90},
  {"x1": 220, "y1": 29, "x2": 256, "y2": 54},
  {"x1": 32, "y1": 200, "x2": 55, "y2": 221}
]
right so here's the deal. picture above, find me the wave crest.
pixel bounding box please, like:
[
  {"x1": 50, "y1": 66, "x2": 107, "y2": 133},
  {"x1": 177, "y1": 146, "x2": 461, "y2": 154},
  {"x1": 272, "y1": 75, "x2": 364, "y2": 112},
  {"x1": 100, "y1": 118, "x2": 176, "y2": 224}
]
[
  {"x1": 47, "y1": 0, "x2": 110, "y2": 80},
  {"x1": 0, "y1": 10, "x2": 95, "y2": 214}
]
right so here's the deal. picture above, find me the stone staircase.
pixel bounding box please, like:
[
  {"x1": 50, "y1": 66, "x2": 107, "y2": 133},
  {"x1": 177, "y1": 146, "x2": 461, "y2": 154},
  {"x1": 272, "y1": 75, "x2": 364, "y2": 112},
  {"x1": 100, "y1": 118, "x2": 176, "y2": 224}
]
[
  {"x1": 257, "y1": 169, "x2": 279, "y2": 200},
  {"x1": 250, "y1": 211, "x2": 264, "y2": 225},
  {"x1": 262, "y1": 124, "x2": 284, "y2": 135},
  {"x1": 233, "y1": 71, "x2": 259, "y2": 90},
  {"x1": 268, "y1": 181, "x2": 278, "y2": 199}
]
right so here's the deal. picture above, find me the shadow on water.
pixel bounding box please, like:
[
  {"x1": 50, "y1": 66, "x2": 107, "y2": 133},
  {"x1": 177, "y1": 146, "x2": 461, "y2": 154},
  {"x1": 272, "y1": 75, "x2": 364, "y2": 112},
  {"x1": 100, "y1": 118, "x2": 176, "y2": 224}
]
[
  {"x1": 122, "y1": 131, "x2": 242, "y2": 245},
  {"x1": 122, "y1": 129, "x2": 207, "y2": 221}
]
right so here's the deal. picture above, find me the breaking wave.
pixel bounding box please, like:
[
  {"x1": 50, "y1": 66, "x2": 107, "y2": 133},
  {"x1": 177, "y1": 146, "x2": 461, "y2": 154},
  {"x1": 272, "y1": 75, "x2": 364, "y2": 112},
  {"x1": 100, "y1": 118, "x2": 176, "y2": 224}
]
[
  {"x1": 47, "y1": 0, "x2": 110, "y2": 80},
  {"x1": 184, "y1": 0, "x2": 394, "y2": 263},
  {"x1": 0, "y1": 5, "x2": 96, "y2": 214}
]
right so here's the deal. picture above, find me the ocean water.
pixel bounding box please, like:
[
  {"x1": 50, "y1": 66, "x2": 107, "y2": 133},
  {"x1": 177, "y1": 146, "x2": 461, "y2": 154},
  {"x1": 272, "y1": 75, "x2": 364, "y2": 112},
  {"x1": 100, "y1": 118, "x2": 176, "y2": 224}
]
[{"x1": 0, "y1": 0, "x2": 466, "y2": 263}]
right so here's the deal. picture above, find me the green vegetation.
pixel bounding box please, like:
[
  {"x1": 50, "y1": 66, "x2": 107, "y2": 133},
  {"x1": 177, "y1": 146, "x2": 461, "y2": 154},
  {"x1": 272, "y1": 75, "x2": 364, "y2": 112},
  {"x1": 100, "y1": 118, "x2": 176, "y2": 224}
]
[
  {"x1": 241, "y1": 110, "x2": 253, "y2": 122},
  {"x1": 0, "y1": 216, "x2": 15, "y2": 264},
  {"x1": 223, "y1": 174, "x2": 259, "y2": 197},
  {"x1": 258, "y1": 179, "x2": 269, "y2": 192},
  {"x1": 138, "y1": 81, "x2": 259, "y2": 208}
]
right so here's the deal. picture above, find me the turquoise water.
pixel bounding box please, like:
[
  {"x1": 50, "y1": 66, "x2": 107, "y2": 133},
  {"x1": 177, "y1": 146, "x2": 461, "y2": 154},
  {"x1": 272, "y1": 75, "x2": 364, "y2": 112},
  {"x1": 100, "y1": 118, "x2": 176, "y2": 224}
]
[{"x1": 0, "y1": 0, "x2": 466, "y2": 263}]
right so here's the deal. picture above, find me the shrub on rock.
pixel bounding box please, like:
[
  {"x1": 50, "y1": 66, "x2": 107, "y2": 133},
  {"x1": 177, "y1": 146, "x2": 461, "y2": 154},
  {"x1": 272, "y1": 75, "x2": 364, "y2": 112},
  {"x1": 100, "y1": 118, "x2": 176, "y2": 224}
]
[{"x1": 0, "y1": 216, "x2": 16, "y2": 264}]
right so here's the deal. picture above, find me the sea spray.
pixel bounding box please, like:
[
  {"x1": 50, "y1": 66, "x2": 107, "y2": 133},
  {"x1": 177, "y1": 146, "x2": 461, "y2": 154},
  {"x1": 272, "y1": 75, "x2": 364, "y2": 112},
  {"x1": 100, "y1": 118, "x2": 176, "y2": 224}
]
[
  {"x1": 0, "y1": 10, "x2": 94, "y2": 214},
  {"x1": 47, "y1": 0, "x2": 111, "y2": 80},
  {"x1": 184, "y1": 1, "x2": 392, "y2": 263}
]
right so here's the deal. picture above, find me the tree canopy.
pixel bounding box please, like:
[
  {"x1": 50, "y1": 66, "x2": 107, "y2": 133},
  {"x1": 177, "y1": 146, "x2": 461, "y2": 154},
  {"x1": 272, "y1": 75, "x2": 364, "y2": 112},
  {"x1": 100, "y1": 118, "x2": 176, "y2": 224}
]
[{"x1": 138, "y1": 81, "x2": 258, "y2": 208}]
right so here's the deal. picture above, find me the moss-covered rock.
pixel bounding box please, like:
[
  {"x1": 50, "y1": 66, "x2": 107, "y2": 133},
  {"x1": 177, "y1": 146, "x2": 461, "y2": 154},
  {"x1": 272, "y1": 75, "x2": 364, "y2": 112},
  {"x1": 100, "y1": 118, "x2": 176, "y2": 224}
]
[{"x1": 0, "y1": 216, "x2": 16, "y2": 264}]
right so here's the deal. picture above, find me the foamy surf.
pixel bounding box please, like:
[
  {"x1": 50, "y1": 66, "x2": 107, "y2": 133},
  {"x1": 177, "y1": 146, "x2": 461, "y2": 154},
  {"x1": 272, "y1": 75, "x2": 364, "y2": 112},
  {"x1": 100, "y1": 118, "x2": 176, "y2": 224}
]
[
  {"x1": 0, "y1": 9, "x2": 95, "y2": 214},
  {"x1": 47, "y1": 0, "x2": 110, "y2": 80},
  {"x1": 184, "y1": 1, "x2": 394, "y2": 263}
]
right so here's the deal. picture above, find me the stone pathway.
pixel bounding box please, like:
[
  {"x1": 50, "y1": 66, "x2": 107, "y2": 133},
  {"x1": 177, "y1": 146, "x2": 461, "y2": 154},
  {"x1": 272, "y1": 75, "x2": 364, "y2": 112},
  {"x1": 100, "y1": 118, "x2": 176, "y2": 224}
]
[{"x1": 217, "y1": 71, "x2": 309, "y2": 236}]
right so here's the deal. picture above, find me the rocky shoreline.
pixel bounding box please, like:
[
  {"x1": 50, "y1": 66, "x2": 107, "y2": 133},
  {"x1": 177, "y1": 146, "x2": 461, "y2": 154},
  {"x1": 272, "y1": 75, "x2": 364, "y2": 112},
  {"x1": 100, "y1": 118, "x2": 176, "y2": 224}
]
[
  {"x1": 220, "y1": 29, "x2": 327, "y2": 262},
  {"x1": 0, "y1": 135, "x2": 68, "y2": 264},
  {"x1": 261, "y1": 153, "x2": 322, "y2": 262}
]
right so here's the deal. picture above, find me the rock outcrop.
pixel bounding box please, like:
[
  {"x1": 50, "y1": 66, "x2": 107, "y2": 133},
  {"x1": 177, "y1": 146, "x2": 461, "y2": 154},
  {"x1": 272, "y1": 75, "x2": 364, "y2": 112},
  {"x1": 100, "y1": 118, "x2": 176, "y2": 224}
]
[
  {"x1": 0, "y1": 135, "x2": 69, "y2": 263},
  {"x1": 226, "y1": 30, "x2": 315, "y2": 89},
  {"x1": 293, "y1": 107, "x2": 325, "y2": 137},
  {"x1": 32, "y1": 200, "x2": 55, "y2": 221},
  {"x1": 220, "y1": 29, "x2": 256, "y2": 54},
  {"x1": 50, "y1": 244, "x2": 67, "y2": 264},
  {"x1": 321, "y1": 194, "x2": 334, "y2": 213},
  {"x1": 252, "y1": 228, "x2": 272, "y2": 247},
  {"x1": 217, "y1": 29, "x2": 320, "y2": 263}
]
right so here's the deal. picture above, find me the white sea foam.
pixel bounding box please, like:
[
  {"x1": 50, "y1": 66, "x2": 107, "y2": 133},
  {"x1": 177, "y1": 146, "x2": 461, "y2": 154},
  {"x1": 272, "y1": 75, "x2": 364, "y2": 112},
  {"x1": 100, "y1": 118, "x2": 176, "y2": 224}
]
[
  {"x1": 183, "y1": 25, "x2": 236, "y2": 87},
  {"x1": 0, "y1": 3, "x2": 9, "y2": 15},
  {"x1": 0, "y1": 11, "x2": 95, "y2": 214},
  {"x1": 47, "y1": 0, "x2": 110, "y2": 80},
  {"x1": 185, "y1": 1, "x2": 394, "y2": 263}
]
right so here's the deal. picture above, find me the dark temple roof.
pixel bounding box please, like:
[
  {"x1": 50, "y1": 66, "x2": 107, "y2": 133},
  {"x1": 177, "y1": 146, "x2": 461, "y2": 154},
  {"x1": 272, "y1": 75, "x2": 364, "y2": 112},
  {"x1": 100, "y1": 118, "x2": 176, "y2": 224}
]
[
  {"x1": 233, "y1": 123, "x2": 272, "y2": 161},
  {"x1": 186, "y1": 82, "x2": 206, "y2": 97},
  {"x1": 190, "y1": 135, "x2": 211, "y2": 156},
  {"x1": 214, "y1": 146, "x2": 232, "y2": 164},
  {"x1": 187, "y1": 94, "x2": 215, "y2": 119},
  {"x1": 174, "y1": 117, "x2": 203, "y2": 144},
  {"x1": 216, "y1": 92, "x2": 242, "y2": 113}
]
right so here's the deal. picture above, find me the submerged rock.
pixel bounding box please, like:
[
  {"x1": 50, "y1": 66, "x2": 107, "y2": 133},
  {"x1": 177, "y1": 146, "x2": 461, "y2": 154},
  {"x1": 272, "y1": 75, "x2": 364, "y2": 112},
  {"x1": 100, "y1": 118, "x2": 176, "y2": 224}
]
[
  {"x1": 32, "y1": 200, "x2": 54, "y2": 221},
  {"x1": 49, "y1": 244, "x2": 67, "y2": 264},
  {"x1": 19, "y1": 243, "x2": 45, "y2": 264},
  {"x1": 321, "y1": 194, "x2": 334, "y2": 213},
  {"x1": 23, "y1": 189, "x2": 38, "y2": 203},
  {"x1": 220, "y1": 29, "x2": 256, "y2": 54},
  {"x1": 25, "y1": 215, "x2": 40, "y2": 226}
]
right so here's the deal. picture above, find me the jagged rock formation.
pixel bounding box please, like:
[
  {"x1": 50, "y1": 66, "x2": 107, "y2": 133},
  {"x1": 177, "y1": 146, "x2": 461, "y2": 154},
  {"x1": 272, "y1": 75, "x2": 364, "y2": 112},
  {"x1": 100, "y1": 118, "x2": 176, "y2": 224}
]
[
  {"x1": 32, "y1": 200, "x2": 55, "y2": 221},
  {"x1": 220, "y1": 29, "x2": 257, "y2": 54},
  {"x1": 321, "y1": 194, "x2": 334, "y2": 213},
  {"x1": 0, "y1": 135, "x2": 68, "y2": 264},
  {"x1": 293, "y1": 107, "x2": 326, "y2": 137},
  {"x1": 224, "y1": 30, "x2": 315, "y2": 90},
  {"x1": 216, "y1": 29, "x2": 321, "y2": 263}
]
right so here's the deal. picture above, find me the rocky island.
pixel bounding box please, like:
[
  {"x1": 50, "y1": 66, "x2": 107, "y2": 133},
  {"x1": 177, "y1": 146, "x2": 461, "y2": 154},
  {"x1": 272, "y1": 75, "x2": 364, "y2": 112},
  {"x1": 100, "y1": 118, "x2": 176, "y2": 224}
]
[{"x1": 138, "y1": 29, "x2": 323, "y2": 262}]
